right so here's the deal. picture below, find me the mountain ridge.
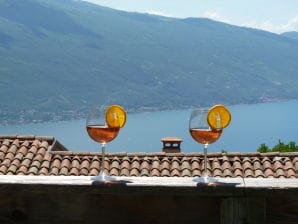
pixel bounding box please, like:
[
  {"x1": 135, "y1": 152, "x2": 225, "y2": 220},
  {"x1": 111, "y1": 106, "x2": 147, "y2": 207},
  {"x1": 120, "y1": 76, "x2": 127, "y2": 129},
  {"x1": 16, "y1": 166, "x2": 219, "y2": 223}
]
[{"x1": 0, "y1": 0, "x2": 298, "y2": 124}]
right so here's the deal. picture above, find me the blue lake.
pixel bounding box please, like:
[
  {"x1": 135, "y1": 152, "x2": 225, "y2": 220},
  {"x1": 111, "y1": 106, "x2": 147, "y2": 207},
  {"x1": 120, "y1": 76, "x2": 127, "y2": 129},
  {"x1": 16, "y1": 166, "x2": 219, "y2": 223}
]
[{"x1": 1, "y1": 100, "x2": 298, "y2": 153}]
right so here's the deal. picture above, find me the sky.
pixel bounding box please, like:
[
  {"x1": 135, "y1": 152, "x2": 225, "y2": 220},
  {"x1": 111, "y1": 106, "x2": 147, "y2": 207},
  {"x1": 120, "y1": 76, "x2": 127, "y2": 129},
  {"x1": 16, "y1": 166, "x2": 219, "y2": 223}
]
[{"x1": 84, "y1": 0, "x2": 298, "y2": 34}]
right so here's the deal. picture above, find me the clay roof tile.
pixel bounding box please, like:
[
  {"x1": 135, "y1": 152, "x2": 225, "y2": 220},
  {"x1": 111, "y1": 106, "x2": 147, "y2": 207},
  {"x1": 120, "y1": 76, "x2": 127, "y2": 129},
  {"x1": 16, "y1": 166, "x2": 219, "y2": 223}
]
[
  {"x1": 233, "y1": 169, "x2": 243, "y2": 178},
  {"x1": 59, "y1": 167, "x2": 69, "y2": 176},
  {"x1": 284, "y1": 158, "x2": 294, "y2": 170},
  {"x1": 20, "y1": 158, "x2": 31, "y2": 168},
  {"x1": 213, "y1": 169, "x2": 223, "y2": 177},
  {"x1": 51, "y1": 158, "x2": 61, "y2": 169},
  {"x1": 244, "y1": 169, "x2": 254, "y2": 178},
  {"x1": 161, "y1": 169, "x2": 170, "y2": 177},
  {"x1": 69, "y1": 167, "x2": 79, "y2": 176},
  {"x1": 150, "y1": 169, "x2": 160, "y2": 177},
  {"x1": 39, "y1": 167, "x2": 49, "y2": 175},
  {"x1": 130, "y1": 168, "x2": 140, "y2": 176},
  {"x1": 223, "y1": 169, "x2": 233, "y2": 177},
  {"x1": 170, "y1": 169, "x2": 180, "y2": 177},
  {"x1": 120, "y1": 160, "x2": 130, "y2": 170},
  {"x1": 17, "y1": 166, "x2": 28, "y2": 175},
  {"x1": 1, "y1": 136, "x2": 298, "y2": 177},
  {"x1": 286, "y1": 169, "x2": 296, "y2": 178},
  {"x1": 273, "y1": 161, "x2": 284, "y2": 171},
  {"x1": 181, "y1": 169, "x2": 191, "y2": 177},
  {"x1": 222, "y1": 160, "x2": 232, "y2": 170},
  {"x1": 31, "y1": 160, "x2": 41, "y2": 169},
  {"x1": 120, "y1": 168, "x2": 129, "y2": 176},
  {"x1": 28, "y1": 166, "x2": 38, "y2": 175},
  {"x1": 7, "y1": 165, "x2": 17, "y2": 174},
  {"x1": 7, "y1": 144, "x2": 18, "y2": 155},
  {"x1": 140, "y1": 169, "x2": 149, "y2": 177},
  {"x1": 110, "y1": 168, "x2": 119, "y2": 176},
  {"x1": 276, "y1": 169, "x2": 286, "y2": 178},
  {"x1": 110, "y1": 159, "x2": 120, "y2": 170},
  {"x1": 171, "y1": 160, "x2": 180, "y2": 170},
  {"x1": 254, "y1": 169, "x2": 265, "y2": 178},
  {"x1": 89, "y1": 168, "x2": 99, "y2": 176},
  {"x1": 264, "y1": 169, "x2": 275, "y2": 178}
]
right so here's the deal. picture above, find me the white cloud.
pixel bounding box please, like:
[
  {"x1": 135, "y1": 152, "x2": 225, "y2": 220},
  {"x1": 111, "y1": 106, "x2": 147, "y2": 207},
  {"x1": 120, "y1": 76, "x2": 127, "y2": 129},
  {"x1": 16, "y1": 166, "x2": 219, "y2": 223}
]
[
  {"x1": 242, "y1": 16, "x2": 298, "y2": 34},
  {"x1": 147, "y1": 10, "x2": 173, "y2": 18},
  {"x1": 203, "y1": 11, "x2": 231, "y2": 24}
]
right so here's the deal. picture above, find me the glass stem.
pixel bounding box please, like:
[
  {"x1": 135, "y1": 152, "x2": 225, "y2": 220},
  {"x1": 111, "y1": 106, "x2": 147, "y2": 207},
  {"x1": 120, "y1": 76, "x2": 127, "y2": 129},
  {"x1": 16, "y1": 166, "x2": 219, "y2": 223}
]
[
  {"x1": 203, "y1": 143, "x2": 208, "y2": 177},
  {"x1": 100, "y1": 143, "x2": 106, "y2": 174}
]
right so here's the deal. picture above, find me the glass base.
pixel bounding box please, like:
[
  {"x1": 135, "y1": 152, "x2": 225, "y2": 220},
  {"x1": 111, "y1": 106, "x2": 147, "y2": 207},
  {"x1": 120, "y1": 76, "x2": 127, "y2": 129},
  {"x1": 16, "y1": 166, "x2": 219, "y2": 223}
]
[
  {"x1": 193, "y1": 175, "x2": 218, "y2": 184},
  {"x1": 91, "y1": 171, "x2": 117, "y2": 182}
]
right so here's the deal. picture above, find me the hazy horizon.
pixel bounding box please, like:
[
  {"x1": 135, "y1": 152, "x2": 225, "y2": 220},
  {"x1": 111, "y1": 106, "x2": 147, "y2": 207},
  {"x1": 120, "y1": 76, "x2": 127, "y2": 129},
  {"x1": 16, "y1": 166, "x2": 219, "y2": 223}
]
[{"x1": 84, "y1": 0, "x2": 298, "y2": 34}]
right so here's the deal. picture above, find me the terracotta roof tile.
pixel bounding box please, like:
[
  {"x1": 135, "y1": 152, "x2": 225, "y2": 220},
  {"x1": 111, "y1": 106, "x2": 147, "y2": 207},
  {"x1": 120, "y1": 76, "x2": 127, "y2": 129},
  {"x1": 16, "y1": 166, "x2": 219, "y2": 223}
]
[
  {"x1": 0, "y1": 165, "x2": 8, "y2": 174},
  {"x1": 181, "y1": 157, "x2": 191, "y2": 169},
  {"x1": 264, "y1": 169, "x2": 275, "y2": 178},
  {"x1": 110, "y1": 168, "x2": 119, "y2": 176},
  {"x1": 222, "y1": 160, "x2": 232, "y2": 171},
  {"x1": 69, "y1": 167, "x2": 79, "y2": 176},
  {"x1": 20, "y1": 158, "x2": 31, "y2": 168},
  {"x1": 181, "y1": 169, "x2": 191, "y2": 177},
  {"x1": 90, "y1": 168, "x2": 99, "y2": 176},
  {"x1": 49, "y1": 167, "x2": 59, "y2": 175},
  {"x1": 276, "y1": 168, "x2": 286, "y2": 178},
  {"x1": 140, "y1": 158, "x2": 150, "y2": 170},
  {"x1": 28, "y1": 166, "x2": 38, "y2": 175},
  {"x1": 223, "y1": 169, "x2": 233, "y2": 177},
  {"x1": 17, "y1": 166, "x2": 28, "y2": 175},
  {"x1": 161, "y1": 157, "x2": 170, "y2": 170},
  {"x1": 233, "y1": 169, "x2": 243, "y2": 177},
  {"x1": 213, "y1": 169, "x2": 223, "y2": 177},
  {"x1": 170, "y1": 169, "x2": 180, "y2": 177},
  {"x1": 39, "y1": 167, "x2": 49, "y2": 175},
  {"x1": 286, "y1": 169, "x2": 296, "y2": 178},
  {"x1": 0, "y1": 152, "x2": 5, "y2": 162},
  {"x1": 192, "y1": 169, "x2": 201, "y2": 177},
  {"x1": 120, "y1": 157, "x2": 130, "y2": 169},
  {"x1": 244, "y1": 169, "x2": 254, "y2": 178},
  {"x1": 31, "y1": 160, "x2": 41, "y2": 169},
  {"x1": 120, "y1": 168, "x2": 129, "y2": 176},
  {"x1": 51, "y1": 156, "x2": 62, "y2": 169},
  {"x1": 284, "y1": 157, "x2": 294, "y2": 170},
  {"x1": 59, "y1": 167, "x2": 69, "y2": 176},
  {"x1": 150, "y1": 169, "x2": 160, "y2": 177},
  {"x1": 130, "y1": 168, "x2": 140, "y2": 176},
  {"x1": 140, "y1": 169, "x2": 149, "y2": 177},
  {"x1": 1, "y1": 135, "x2": 298, "y2": 178},
  {"x1": 254, "y1": 169, "x2": 265, "y2": 178}
]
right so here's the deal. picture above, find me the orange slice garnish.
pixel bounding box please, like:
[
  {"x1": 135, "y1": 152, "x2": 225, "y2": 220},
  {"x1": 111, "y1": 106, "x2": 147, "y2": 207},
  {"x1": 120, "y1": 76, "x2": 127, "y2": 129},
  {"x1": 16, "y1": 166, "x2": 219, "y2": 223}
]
[
  {"x1": 207, "y1": 104, "x2": 231, "y2": 130},
  {"x1": 105, "y1": 105, "x2": 127, "y2": 128}
]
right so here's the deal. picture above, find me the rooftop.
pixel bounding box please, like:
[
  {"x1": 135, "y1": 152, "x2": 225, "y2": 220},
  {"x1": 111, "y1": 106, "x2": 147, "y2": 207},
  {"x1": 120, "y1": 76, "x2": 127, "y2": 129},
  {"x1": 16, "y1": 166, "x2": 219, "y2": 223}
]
[{"x1": 0, "y1": 135, "x2": 297, "y2": 178}]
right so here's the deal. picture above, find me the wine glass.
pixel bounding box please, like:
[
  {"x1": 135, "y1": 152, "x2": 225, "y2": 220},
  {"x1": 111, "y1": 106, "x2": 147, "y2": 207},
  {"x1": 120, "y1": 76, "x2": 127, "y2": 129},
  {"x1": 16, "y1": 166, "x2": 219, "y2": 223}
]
[
  {"x1": 86, "y1": 105, "x2": 121, "y2": 182},
  {"x1": 189, "y1": 108, "x2": 222, "y2": 183}
]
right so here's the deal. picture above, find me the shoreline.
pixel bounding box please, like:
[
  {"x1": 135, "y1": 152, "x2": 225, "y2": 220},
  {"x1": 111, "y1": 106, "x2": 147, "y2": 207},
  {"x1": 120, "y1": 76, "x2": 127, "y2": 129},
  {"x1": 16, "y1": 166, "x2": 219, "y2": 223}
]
[{"x1": 0, "y1": 98, "x2": 295, "y2": 126}]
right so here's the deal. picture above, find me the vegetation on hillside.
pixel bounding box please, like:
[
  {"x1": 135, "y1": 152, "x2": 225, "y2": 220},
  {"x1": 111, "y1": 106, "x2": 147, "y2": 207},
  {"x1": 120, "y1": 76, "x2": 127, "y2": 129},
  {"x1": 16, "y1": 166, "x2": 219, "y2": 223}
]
[{"x1": 1, "y1": 0, "x2": 298, "y2": 124}]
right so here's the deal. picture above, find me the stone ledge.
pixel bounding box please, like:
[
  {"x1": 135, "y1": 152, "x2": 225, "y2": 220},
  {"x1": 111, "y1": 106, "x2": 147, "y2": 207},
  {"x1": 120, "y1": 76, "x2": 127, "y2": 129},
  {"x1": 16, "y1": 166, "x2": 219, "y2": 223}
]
[{"x1": 0, "y1": 176, "x2": 297, "y2": 188}]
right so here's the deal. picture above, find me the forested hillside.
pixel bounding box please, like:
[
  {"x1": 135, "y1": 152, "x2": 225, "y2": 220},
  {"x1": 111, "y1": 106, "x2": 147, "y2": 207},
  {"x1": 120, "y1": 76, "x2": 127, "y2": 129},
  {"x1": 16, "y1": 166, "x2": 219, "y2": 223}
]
[{"x1": 1, "y1": 0, "x2": 298, "y2": 124}]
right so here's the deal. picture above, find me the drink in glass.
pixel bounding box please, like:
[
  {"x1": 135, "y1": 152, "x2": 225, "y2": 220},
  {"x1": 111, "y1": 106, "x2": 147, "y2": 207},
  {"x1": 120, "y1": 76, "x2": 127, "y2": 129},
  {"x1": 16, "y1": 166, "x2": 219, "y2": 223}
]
[{"x1": 86, "y1": 105, "x2": 126, "y2": 182}]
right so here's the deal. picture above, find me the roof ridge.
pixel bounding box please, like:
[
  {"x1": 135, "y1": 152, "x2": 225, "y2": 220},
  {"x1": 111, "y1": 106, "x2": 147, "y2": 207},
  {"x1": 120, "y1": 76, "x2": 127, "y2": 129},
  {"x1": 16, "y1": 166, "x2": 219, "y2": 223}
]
[
  {"x1": 48, "y1": 151, "x2": 298, "y2": 157},
  {"x1": 0, "y1": 135, "x2": 55, "y2": 142}
]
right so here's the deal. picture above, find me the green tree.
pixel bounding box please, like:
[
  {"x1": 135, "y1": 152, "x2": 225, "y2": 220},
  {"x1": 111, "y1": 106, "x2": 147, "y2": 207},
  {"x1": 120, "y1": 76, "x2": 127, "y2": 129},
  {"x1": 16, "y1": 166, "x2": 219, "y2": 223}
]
[
  {"x1": 257, "y1": 140, "x2": 298, "y2": 152},
  {"x1": 257, "y1": 143, "x2": 270, "y2": 153}
]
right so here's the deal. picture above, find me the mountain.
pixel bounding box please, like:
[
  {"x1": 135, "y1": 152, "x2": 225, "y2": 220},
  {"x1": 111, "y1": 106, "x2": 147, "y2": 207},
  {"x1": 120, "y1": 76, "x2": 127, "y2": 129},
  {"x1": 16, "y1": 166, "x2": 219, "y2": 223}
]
[
  {"x1": 281, "y1": 31, "x2": 298, "y2": 40},
  {"x1": 1, "y1": 0, "x2": 298, "y2": 124}
]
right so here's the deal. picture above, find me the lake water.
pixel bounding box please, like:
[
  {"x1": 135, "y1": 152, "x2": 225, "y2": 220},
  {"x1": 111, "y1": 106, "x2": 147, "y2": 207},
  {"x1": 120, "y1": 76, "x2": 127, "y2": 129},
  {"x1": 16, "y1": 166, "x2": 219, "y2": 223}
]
[{"x1": 1, "y1": 100, "x2": 298, "y2": 153}]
